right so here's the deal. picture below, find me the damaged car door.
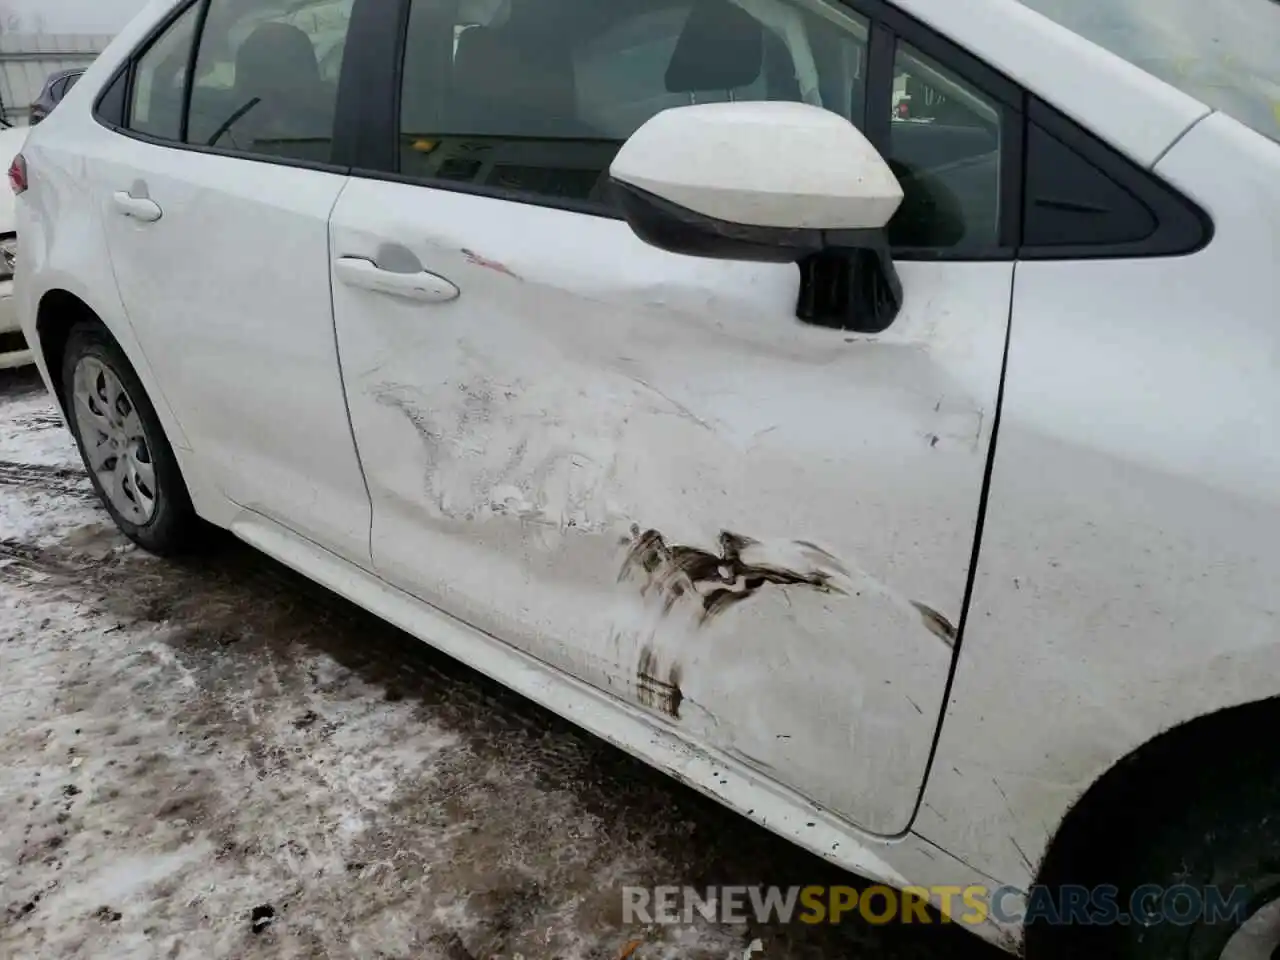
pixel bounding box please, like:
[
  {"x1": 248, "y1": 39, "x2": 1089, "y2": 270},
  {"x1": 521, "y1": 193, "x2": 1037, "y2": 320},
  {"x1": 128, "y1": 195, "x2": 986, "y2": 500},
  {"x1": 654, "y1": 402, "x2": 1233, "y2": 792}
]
[{"x1": 329, "y1": 0, "x2": 1017, "y2": 835}]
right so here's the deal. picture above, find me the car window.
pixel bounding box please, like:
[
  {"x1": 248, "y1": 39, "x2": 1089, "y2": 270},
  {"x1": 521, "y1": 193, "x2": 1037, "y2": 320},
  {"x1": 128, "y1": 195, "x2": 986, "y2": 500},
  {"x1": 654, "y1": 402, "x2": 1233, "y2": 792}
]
[
  {"x1": 128, "y1": 2, "x2": 202, "y2": 141},
  {"x1": 185, "y1": 0, "x2": 354, "y2": 161},
  {"x1": 1016, "y1": 0, "x2": 1280, "y2": 144},
  {"x1": 888, "y1": 41, "x2": 1003, "y2": 249},
  {"x1": 62, "y1": 73, "x2": 83, "y2": 97},
  {"x1": 396, "y1": 0, "x2": 1003, "y2": 251},
  {"x1": 571, "y1": 6, "x2": 774, "y2": 139},
  {"x1": 398, "y1": 0, "x2": 870, "y2": 206}
]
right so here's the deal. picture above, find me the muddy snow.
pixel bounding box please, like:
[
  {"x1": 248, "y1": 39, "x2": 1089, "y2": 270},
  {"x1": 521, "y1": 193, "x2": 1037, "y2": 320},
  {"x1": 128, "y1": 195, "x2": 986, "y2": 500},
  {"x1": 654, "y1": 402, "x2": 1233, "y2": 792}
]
[{"x1": 0, "y1": 367, "x2": 1000, "y2": 960}]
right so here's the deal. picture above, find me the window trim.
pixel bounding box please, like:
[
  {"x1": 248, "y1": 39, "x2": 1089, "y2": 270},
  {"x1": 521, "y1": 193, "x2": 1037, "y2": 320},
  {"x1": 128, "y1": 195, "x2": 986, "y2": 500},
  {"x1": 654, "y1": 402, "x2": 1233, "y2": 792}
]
[
  {"x1": 1018, "y1": 95, "x2": 1212, "y2": 260},
  {"x1": 91, "y1": 0, "x2": 362, "y2": 177},
  {"x1": 95, "y1": 70, "x2": 128, "y2": 128},
  {"x1": 333, "y1": 0, "x2": 408, "y2": 171},
  {"x1": 178, "y1": 0, "x2": 210, "y2": 144},
  {"x1": 873, "y1": 20, "x2": 1024, "y2": 260}
]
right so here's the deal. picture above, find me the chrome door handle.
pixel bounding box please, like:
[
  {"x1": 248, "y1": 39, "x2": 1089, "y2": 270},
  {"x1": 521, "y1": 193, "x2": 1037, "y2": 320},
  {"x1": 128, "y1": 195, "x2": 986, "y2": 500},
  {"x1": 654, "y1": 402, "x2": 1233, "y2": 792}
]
[
  {"x1": 334, "y1": 256, "x2": 460, "y2": 303},
  {"x1": 111, "y1": 192, "x2": 163, "y2": 223}
]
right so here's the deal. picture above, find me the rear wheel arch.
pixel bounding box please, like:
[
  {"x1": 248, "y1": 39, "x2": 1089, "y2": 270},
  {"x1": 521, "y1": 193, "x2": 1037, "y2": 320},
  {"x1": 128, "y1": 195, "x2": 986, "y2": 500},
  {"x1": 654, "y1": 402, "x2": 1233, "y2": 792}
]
[
  {"x1": 36, "y1": 288, "x2": 188, "y2": 441},
  {"x1": 37, "y1": 287, "x2": 235, "y2": 531},
  {"x1": 36, "y1": 288, "x2": 100, "y2": 412},
  {"x1": 1029, "y1": 695, "x2": 1280, "y2": 958},
  {"x1": 36, "y1": 289, "x2": 195, "y2": 509}
]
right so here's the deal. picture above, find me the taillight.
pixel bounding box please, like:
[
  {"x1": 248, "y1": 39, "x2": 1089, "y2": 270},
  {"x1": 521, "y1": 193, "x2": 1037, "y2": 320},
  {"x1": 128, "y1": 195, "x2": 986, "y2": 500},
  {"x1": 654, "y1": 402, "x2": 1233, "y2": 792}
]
[{"x1": 8, "y1": 154, "x2": 27, "y2": 195}]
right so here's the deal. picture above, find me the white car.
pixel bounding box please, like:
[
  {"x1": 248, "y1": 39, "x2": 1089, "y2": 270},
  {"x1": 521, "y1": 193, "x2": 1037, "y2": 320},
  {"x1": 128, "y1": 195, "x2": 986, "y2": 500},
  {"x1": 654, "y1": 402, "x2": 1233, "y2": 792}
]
[
  {"x1": 0, "y1": 124, "x2": 28, "y2": 368},
  {"x1": 12, "y1": 0, "x2": 1280, "y2": 956}
]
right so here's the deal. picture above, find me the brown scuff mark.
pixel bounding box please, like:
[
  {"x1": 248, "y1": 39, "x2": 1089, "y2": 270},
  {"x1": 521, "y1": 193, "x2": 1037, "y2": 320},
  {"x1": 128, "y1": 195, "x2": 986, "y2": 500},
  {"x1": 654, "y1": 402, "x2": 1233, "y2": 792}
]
[
  {"x1": 461, "y1": 248, "x2": 520, "y2": 281},
  {"x1": 620, "y1": 526, "x2": 846, "y2": 625},
  {"x1": 910, "y1": 601, "x2": 957, "y2": 649},
  {"x1": 636, "y1": 646, "x2": 683, "y2": 719}
]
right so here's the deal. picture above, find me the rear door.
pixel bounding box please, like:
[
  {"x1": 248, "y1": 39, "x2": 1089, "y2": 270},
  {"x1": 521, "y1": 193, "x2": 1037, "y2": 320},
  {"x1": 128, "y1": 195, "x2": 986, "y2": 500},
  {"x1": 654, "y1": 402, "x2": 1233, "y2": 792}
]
[
  {"x1": 90, "y1": 0, "x2": 371, "y2": 564},
  {"x1": 330, "y1": 0, "x2": 1019, "y2": 835}
]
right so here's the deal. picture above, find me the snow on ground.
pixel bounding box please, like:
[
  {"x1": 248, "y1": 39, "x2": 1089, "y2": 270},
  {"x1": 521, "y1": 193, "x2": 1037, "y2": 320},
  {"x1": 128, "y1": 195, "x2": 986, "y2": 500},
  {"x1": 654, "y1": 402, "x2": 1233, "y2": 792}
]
[
  {"x1": 0, "y1": 391, "x2": 103, "y2": 549},
  {"x1": 0, "y1": 367, "x2": 999, "y2": 960}
]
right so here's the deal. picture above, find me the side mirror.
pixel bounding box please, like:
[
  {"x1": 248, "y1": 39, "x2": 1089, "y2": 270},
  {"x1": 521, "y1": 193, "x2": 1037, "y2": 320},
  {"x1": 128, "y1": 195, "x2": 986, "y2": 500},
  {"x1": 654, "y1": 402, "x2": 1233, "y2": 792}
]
[{"x1": 609, "y1": 101, "x2": 907, "y2": 333}]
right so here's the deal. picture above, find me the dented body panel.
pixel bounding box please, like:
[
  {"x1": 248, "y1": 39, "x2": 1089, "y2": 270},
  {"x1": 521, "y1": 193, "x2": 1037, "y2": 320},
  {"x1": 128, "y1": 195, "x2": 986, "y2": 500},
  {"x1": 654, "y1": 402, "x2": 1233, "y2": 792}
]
[
  {"x1": 21, "y1": 1, "x2": 1280, "y2": 954},
  {"x1": 329, "y1": 181, "x2": 1012, "y2": 836}
]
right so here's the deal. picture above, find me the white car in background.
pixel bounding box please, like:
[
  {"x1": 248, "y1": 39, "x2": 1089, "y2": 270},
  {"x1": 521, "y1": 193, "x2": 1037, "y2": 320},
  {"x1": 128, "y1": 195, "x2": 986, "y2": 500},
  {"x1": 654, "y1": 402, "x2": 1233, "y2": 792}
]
[
  {"x1": 10, "y1": 0, "x2": 1280, "y2": 956},
  {"x1": 0, "y1": 124, "x2": 27, "y2": 368}
]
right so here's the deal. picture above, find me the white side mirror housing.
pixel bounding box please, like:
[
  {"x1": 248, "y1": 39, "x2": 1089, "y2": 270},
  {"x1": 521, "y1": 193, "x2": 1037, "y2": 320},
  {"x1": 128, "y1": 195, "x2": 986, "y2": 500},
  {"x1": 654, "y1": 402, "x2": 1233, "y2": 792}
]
[
  {"x1": 608, "y1": 101, "x2": 907, "y2": 333},
  {"x1": 609, "y1": 100, "x2": 903, "y2": 262}
]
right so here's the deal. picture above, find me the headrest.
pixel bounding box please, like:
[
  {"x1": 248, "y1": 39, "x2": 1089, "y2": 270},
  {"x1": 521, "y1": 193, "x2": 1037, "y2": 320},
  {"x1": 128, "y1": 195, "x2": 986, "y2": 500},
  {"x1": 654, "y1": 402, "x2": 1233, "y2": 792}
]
[
  {"x1": 236, "y1": 22, "x2": 321, "y2": 94},
  {"x1": 452, "y1": 27, "x2": 524, "y2": 99},
  {"x1": 450, "y1": 26, "x2": 577, "y2": 135},
  {"x1": 665, "y1": 0, "x2": 764, "y2": 93},
  {"x1": 457, "y1": 0, "x2": 511, "y2": 27}
]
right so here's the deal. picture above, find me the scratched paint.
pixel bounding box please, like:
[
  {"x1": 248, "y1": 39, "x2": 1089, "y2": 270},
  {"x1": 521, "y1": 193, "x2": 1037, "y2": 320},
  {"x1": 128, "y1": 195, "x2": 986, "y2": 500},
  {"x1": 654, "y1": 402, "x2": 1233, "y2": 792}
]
[
  {"x1": 329, "y1": 180, "x2": 1010, "y2": 836},
  {"x1": 461, "y1": 247, "x2": 521, "y2": 280}
]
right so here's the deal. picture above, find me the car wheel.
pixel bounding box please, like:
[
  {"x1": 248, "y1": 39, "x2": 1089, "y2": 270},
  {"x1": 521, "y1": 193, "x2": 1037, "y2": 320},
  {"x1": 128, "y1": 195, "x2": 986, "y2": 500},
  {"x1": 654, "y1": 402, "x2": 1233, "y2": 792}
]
[
  {"x1": 1032, "y1": 728, "x2": 1280, "y2": 960},
  {"x1": 61, "y1": 322, "x2": 200, "y2": 556},
  {"x1": 1117, "y1": 760, "x2": 1280, "y2": 960}
]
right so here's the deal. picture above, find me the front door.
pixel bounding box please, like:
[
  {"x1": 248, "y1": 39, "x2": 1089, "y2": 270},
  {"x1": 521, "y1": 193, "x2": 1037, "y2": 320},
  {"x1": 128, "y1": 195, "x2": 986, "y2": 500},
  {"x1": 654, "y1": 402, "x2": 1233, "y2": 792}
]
[{"x1": 331, "y1": 0, "x2": 1015, "y2": 835}]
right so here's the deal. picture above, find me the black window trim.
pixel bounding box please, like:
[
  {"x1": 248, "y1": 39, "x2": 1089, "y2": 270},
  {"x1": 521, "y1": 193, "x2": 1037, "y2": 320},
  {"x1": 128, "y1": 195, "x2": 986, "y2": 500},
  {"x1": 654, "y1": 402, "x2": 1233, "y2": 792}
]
[
  {"x1": 333, "y1": 0, "x2": 407, "y2": 171},
  {"x1": 872, "y1": 19, "x2": 1025, "y2": 260},
  {"x1": 91, "y1": 0, "x2": 369, "y2": 178},
  {"x1": 177, "y1": 0, "x2": 210, "y2": 144},
  {"x1": 1018, "y1": 95, "x2": 1212, "y2": 259},
  {"x1": 94, "y1": 70, "x2": 128, "y2": 127}
]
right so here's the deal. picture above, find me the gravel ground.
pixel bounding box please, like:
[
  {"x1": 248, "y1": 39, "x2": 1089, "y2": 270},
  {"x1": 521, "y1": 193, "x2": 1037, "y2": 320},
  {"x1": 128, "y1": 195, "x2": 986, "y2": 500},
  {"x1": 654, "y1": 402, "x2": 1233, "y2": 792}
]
[{"x1": 0, "y1": 366, "x2": 1004, "y2": 960}]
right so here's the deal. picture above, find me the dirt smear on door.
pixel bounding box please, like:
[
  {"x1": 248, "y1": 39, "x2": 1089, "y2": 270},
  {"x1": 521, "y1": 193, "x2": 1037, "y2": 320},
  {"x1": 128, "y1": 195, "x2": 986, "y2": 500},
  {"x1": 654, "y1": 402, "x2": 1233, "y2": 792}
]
[{"x1": 619, "y1": 525, "x2": 848, "y2": 626}]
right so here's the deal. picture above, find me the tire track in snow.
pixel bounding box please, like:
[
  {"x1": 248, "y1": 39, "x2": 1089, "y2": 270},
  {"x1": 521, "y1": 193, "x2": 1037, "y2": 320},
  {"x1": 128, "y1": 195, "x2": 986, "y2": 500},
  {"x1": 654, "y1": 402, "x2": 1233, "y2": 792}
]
[{"x1": 0, "y1": 459, "x2": 96, "y2": 500}]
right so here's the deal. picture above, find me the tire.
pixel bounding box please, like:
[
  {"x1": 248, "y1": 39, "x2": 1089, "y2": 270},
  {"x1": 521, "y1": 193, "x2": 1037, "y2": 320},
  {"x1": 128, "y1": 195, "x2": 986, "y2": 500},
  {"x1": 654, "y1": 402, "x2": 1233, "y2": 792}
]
[
  {"x1": 61, "y1": 321, "x2": 200, "y2": 556},
  {"x1": 1029, "y1": 719, "x2": 1280, "y2": 960}
]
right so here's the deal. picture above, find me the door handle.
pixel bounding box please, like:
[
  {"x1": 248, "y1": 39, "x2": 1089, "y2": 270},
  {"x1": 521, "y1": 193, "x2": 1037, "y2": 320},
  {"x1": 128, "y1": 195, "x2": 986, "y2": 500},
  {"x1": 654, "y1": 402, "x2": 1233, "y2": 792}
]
[
  {"x1": 111, "y1": 192, "x2": 163, "y2": 223},
  {"x1": 334, "y1": 256, "x2": 459, "y2": 303}
]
